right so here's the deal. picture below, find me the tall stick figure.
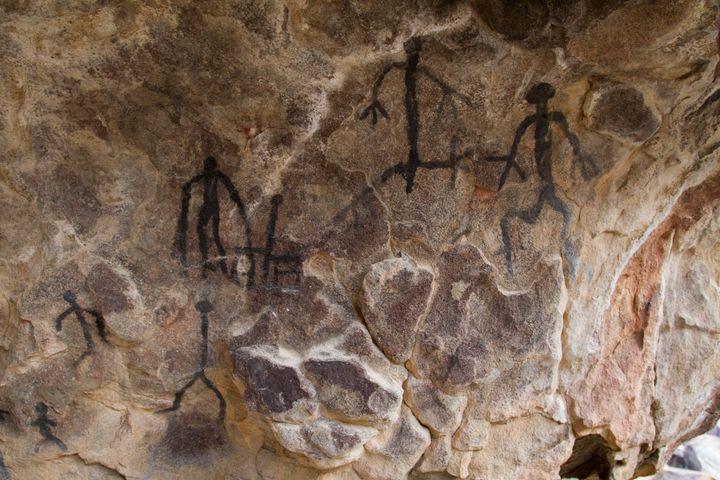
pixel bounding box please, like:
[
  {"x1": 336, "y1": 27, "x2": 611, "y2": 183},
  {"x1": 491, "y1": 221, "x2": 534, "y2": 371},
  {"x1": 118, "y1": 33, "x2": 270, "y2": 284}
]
[
  {"x1": 159, "y1": 301, "x2": 226, "y2": 421},
  {"x1": 488, "y1": 82, "x2": 597, "y2": 277},
  {"x1": 360, "y1": 37, "x2": 472, "y2": 194},
  {"x1": 31, "y1": 403, "x2": 67, "y2": 452},
  {"x1": 55, "y1": 291, "x2": 108, "y2": 362},
  {"x1": 174, "y1": 156, "x2": 253, "y2": 278}
]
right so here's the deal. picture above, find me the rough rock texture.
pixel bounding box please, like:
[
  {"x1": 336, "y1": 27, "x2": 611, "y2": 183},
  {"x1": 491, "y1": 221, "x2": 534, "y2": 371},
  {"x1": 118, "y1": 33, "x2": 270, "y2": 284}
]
[{"x1": 0, "y1": 1, "x2": 719, "y2": 479}]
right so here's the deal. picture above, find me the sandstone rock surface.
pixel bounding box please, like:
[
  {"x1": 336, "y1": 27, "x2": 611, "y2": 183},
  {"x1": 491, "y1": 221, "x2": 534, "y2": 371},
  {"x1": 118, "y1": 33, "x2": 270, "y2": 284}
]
[{"x1": 1, "y1": 1, "x2": 719, "y2": 479}]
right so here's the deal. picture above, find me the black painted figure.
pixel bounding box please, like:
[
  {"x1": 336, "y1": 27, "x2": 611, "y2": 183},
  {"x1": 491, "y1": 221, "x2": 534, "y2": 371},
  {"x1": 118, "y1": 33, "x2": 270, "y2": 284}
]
[
  {"x1": 231, "y1": 194, "x2": 302, "y2": 290},
  {"x1": 0, "y1": 450, "x2": 9, "y2": 480},
  {"x1": 174, "y1": 156, "x2": 252, "y2": 278},
  {"x1": 489, "y1": 82, "x2": 598, "y2": 277},
  {"x1": 55, "y1": 291, "x2": 108, "y2": 362},
  {"x1": 159, "y1": 301, "x2": 226, "y2": 421},
  {"x1": 360, "y1": 36, "x2": 472, "y2": 194},
  {"x1": 31, "y1": 403, "x2": 67, "y2": 452}
]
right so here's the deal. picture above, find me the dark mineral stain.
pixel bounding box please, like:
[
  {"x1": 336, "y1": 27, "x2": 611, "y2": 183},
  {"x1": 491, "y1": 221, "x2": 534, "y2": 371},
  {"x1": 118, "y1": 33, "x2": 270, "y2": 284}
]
[
  {"x1": 162, "y1": 412, "x2": 226, "y2": 461},
  {"x1": 242, "y1": 356, "x2": 311, "y2": 413},
  {"x1": 472, "y1": 0, "x2": 550, "y2": 42},
  {"x1": 86, "y1": 263, "x2": 131, "y2": 313},
  {"x1": 302, "y1": 359, "x2": 400, "y2": 420},
  {"x1": 330, "y1": 428, "x2": 360, "y2": 451},
  {"x1": 304, "y1": 360, "x2": 378, "y2": 399},
  {"x1": 589, "y1": 85, "x2": 659, "y2": 142},
  {"x1": 471, "y1": 0, "x2": 631, "y2": 47},
  {"x1": 37, "y1": 167, "x2": 102, "y2": 234}
]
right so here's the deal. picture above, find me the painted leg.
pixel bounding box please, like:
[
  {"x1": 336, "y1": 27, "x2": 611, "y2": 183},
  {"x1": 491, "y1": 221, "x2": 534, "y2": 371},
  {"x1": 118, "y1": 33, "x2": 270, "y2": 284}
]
[
  {"x1": 158, "y1": 372, "x2": 200, "y2": 413},
  {"x1": 211, "y1": 214, "x2": 228, "y2": 276},
  {"x1": 86, "y1": 310, "x2": 108, "y2": 343},
  {"x1": 544, "y1": 188, "x2": 577, "y2": 280},
  {"x1": 405, "y1": 165, "x2": 417, "y2": 194},
  {"x1": 197, "y1": 216, "x2": 210, "y2": 278},
  {"x1": 200, "y1": 373, "x2": 226, "y2": 421},
  {"x1": 51, "y1": 436, "x2": 67, "y2": 452},
  {"x1": 77, "y1": 315, "x2": 95, "y2": 362},
  {"x1": 500, "y1": 214, "x2": 516, "y2": 275}
]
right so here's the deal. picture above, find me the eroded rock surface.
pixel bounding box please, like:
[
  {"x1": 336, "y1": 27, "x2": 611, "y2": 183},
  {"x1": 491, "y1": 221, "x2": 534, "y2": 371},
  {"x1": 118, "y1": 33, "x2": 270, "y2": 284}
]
[
  {"x1": 361, "y1": 256, "x2": 433, "y2": 364},
  {"x1": 0, "y1": 1, "x2": 719, "y2": 479}
]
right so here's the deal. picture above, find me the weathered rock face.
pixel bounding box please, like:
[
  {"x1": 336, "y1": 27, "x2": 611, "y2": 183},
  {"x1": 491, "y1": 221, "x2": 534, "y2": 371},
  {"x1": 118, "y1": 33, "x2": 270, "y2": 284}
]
[{"x1": 0, "y1": 1, "x2": 719, "y2": 479}]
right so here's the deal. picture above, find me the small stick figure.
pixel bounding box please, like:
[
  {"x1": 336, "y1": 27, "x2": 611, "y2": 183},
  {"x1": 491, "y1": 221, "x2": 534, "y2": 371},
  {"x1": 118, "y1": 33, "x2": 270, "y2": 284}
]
[
  {"x1": 174, "y1": 156, "x2": 253, "y2": 279},
  {"x1": 55, "y1": 291, "x2": 108, "y2": 362},
  {"x1": 360, "y1": 36, "x2": 472, "y2": 194},
  {"x1": 31, "y1": 403, "x2": 67, "y2": 452},
  {"x1": 488, "y1": 82, "x2": 598, "y2": 278},
  {"x1": 159, "y1": 301, "x2": 226, "y2": 421}
]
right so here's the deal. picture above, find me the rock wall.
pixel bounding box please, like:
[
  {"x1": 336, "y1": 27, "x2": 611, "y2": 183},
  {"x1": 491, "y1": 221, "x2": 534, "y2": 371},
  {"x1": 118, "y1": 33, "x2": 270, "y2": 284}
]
[{"x1": 0, "y1": 1, "x2": 719, "y2": 479}]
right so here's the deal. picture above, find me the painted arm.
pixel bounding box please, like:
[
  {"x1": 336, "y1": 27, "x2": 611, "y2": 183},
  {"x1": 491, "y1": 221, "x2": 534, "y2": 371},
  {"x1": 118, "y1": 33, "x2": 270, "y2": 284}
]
[
  {"x1": 173, "y1": 175, "x2": 203, "y2": 267},
  {"x1": 218, "y1": 172, "x2": 253, "y2": 246},
  {"x1": 487, "y1": 115, "x2": 535, "y2": 190},
  {"x1": 549, "y1": 111, "x2": 598, "y2": 180},
  {"x1": 55, "y1": 307, "x2": 74, "y2": 332},
  {"x1": 359, "y1": 62, "x2": 404, "y2": 125},
  {"x1": 85, "y1": 309, "x2": 108, "y2": 343},
  {"x1": 418, "y1": 66, "x2": 472, "y2": 106}
]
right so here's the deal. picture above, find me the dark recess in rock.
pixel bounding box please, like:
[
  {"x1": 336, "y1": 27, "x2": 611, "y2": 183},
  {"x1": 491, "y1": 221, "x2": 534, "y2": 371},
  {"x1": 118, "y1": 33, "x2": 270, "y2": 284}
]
[{"x1": 559, "y1": 434, "x2": 613, "y2": 480}]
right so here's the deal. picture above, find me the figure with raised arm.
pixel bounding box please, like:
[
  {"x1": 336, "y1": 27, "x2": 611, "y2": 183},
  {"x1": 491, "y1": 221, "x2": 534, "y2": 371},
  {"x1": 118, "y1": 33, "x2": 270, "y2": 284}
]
[
  {"x1": 55, "y1": 291, "x2": 108, "y2": 362},
  {"x1": 359, "y1": 36, "x2": 473, "y2": 194},
  {"x1": 174, "y1": 156, "x2": 252, "y2": 278},
  {"x1": 488, "y1": 82, "x2": 598, "y2": 278}
]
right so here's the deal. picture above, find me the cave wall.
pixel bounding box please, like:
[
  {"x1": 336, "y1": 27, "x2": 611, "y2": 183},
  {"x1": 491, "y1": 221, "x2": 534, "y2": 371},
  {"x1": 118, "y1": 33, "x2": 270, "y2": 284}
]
[{"x1": 0, "y1": 1, "x2": 719, "y2": 479}]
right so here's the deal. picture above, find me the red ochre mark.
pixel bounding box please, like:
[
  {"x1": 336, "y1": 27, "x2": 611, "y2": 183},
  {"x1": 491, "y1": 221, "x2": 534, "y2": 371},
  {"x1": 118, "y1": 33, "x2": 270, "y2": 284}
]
[{"x1": 473, "y1": 184, "x2": 497, "y2": 202}]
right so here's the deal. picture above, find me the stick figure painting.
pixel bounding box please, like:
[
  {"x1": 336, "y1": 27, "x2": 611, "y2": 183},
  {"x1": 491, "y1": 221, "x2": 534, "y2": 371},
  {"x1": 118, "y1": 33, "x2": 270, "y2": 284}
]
[
  {"x1": 488, "y1": 82, "x2": 598, "y2": 278},
  {"x1": 173, "y1": 156, "x2": 252, "y2": 279},
  {"x1": 358, "y1": 36, "x2": 473, "y2": 194},
  {"x1": 230, "y1": 194, "x2": 302, "y2": 291},
  {"x1": 158, "y1": 301, "x2": 226, "y2": 422},
  {"x1": 173, "y1": 157, "x2": 302, "y2": 290},
  {"x1": 54, "y1": 291, "x2": 108, "y2": 363},
  {"x1": 32, "y1": 403, "x2": 67, "y2": 452}
]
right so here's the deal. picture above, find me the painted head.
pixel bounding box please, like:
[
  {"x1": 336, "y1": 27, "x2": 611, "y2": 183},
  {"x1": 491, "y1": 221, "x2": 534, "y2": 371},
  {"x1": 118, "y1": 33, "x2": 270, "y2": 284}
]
[
  {"x1": 62, "y1": 291, "x2": 76, "y2": 303},
  {"x1": 525, "y1": 82, "x2": 555, "y2": 105},
  {"x1": 403, "y1": 36, "x2": 421, "y2": 55},
  {"x1": 195, "y1": 300, "x2": 213, "y2": 314},
  {"x1": 34, "y1": 403, "x2": 48, "y2": 415},
  {"x1": 203, "y1": 156, "x2": 218, "y2": 173}
]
